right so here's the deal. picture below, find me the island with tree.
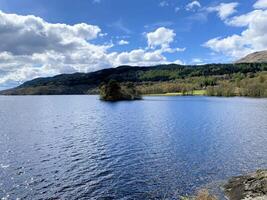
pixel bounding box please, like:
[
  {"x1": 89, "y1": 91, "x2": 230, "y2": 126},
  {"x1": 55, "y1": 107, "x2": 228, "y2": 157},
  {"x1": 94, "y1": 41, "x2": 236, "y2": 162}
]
[{"x1": 99, "y1": 80, "x2": 142, "y2": 101}]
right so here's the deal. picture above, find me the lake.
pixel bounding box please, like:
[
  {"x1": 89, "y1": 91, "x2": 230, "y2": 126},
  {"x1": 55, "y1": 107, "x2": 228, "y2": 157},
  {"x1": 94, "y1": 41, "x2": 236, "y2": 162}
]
[{"x1": 0, "y1": 96, "x2": 267, "y2": 199}]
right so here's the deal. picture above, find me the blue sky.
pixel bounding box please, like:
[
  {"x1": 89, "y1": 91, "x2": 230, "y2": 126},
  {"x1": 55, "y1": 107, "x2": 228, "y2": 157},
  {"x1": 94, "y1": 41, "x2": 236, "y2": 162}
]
[{"x1": 0, "y1": 0, "x2": 267, "y2": 89}]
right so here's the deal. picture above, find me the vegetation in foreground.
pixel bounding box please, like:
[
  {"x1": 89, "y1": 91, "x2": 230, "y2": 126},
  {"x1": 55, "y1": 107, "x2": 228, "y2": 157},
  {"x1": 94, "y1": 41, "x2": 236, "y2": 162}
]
[
  {"x1": 99, "y1": 80, "x2": 141, "y2": 101},
  {"x1": 181, "y1": 189, "x2": 217, "y2": 200}
]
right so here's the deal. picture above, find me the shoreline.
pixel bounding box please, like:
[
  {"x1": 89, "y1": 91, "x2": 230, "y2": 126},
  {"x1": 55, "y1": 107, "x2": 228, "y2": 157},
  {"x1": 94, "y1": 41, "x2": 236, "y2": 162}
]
[
  {"x1": 184, "y1": 170, "x2": 267, "y2": 200},
  {"x1": 1, "y1": 93, "x2": 267, "y2": 99},
  {"x1": 224, "y1": 169, "x2": 267, "y2": 200},
  {"x1": 144, "y1": 90, "x2": 206, "y2": 96}
]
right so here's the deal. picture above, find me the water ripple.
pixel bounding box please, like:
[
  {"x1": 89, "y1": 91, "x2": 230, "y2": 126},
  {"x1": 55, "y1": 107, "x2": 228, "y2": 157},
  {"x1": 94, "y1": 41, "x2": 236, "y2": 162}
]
[{"x1": 0, "y1": 96, "x2": 267, "y2": 199}]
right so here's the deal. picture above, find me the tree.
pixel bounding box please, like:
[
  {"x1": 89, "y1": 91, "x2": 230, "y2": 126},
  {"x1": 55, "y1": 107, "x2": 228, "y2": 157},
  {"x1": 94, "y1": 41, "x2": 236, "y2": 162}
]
[
  {"x1": 99, "y1": 80, "x2": 141, "y2": 101},
  {"x1": 100, "y1": 80, "x2": 123, "y2": 101}
]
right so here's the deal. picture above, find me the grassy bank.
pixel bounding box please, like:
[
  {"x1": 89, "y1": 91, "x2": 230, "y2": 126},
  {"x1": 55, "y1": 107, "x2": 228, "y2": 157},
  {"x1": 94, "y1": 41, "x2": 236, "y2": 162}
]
[{"x1": 145, "y1": 90, "x2": 206, "y2": 96}]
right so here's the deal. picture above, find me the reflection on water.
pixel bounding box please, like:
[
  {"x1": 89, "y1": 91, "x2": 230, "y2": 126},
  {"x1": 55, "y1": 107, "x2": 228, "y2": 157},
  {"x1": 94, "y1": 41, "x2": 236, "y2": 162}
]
[{"x1": 0, "y1": 96, "x2": 267, "y2": 199}]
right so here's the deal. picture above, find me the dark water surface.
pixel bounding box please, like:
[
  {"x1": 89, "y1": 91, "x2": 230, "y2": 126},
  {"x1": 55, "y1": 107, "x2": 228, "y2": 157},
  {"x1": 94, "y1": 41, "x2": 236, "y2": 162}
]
[{"x1": 0, "y1": 96, "x2": 267, "y2": 199}]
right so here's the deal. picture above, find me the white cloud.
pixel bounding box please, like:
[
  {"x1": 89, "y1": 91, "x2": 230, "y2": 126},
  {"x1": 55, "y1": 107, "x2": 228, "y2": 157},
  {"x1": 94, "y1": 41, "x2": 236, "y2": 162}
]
[
  {"x1": 192, "y1": 58, "x2": 203, "y2": 63},
  {"x1": 111, "y1": 49, "x2": 185, "y2": 67},
  {"x1": 175, "y1": 7, "x2": 180, "y2": 13},
  {"x1": 118, "y1": 40, "x2": 129, "y2": 45},
  {"x1": 173, "y1": 59, "x2": 184, "y2": 65},
  {"x1": 146, "y1": 27, "x2": 176, "y2": 49},
  {"x1": 159, "y1": 1, "x2": 169, "y2": 7},
  {"x1": 187, "y1": 11, "x2": 209, "y2": 23},
  {"x1": 112, "y1": 27, "x2": 185, "y2": 66},
  {"x1": 144, "y1": 21, "x2": 173, "y2": 30},
  {"x1": 207, "y1": 2, "x2": 239, "y2": 20},
  {"x1": 254, "y1": 0, "x2": 267, "y2": 9},
  {"x1": 0, "y1": 11, "x2": 113, "y2": 87},
  {"x1": 110, "y1": 19, "x2": 132, "y2": 34},
  {"x1": 112, "y1": 49, "x2": 167, "y2": 66},
  {"x1": 186, "y1": 1, "x2": 201, "y2": 11},
  {"x1": 204, "y1": 9, "x2": 267, "y2": 58},
  {"x1": 0, "y1": 11, "x2": 185, "y2": 88},
  {"x1": 0, "y1": 11, "x2": 101, "y2": 55}
]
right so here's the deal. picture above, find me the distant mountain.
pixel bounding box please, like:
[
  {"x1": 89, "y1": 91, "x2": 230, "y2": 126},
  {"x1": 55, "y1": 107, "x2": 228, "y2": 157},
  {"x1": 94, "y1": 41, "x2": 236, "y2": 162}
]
[
  {"x1": 236, "y1": 50, "x2": 267, "y2": 63},
  {"x1": 1, "y1": 63, "x2": 267, "y2": 95}
]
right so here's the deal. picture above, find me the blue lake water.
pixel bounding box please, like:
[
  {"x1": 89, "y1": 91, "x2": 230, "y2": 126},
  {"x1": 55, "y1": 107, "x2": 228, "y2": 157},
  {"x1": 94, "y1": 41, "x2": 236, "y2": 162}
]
[{"x1": 0, "y1": 96, "x2": 267, "y2": 199}]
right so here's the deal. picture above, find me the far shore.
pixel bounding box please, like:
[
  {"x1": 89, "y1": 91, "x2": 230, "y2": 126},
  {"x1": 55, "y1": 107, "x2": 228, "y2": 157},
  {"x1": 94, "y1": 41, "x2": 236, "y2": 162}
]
[{"x1": 144, "y1": 90, "x2": 206, "y2": 96}]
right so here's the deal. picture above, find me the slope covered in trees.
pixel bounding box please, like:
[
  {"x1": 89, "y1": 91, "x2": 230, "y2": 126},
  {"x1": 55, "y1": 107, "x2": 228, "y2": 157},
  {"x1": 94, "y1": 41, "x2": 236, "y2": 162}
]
[{"x1": 1, "y1": 63, "x2": 267, "y2": 97}]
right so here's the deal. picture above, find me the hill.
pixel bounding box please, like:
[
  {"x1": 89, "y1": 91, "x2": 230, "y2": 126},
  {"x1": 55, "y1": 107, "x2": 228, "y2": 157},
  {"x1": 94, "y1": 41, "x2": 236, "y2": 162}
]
[
  {"x1": 1, "y1": 63, "x2": 267, "y2": 95},
  {"x1": 236, "y1": 50, "x2": 267, "y2": 63}
]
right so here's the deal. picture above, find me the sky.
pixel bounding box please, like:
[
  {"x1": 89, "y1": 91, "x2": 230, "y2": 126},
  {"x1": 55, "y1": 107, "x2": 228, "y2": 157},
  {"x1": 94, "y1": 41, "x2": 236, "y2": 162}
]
[{"x1": 0, "y1": 0, "x2": 267, "y2": 89}]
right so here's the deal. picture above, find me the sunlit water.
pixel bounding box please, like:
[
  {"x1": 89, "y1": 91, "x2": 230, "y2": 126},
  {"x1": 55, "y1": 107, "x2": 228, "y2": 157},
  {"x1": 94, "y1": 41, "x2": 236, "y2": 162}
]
[{"x1": 0, "y1": 96, "x2": 267, "y2": 199}]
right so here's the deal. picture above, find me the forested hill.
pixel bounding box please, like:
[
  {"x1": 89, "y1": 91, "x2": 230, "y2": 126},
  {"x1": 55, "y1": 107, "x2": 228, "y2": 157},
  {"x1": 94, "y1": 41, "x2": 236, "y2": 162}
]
[{"x1": 1, "y1": 63, "x2": 267, "y2": 95}]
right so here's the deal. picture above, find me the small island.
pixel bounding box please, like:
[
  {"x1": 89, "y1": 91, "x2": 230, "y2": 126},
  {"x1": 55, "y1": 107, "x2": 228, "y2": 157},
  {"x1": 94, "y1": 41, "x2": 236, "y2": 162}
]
[{"x1": 99, "y1": 80, "x2": 142, "y2": 101}]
